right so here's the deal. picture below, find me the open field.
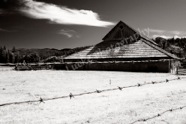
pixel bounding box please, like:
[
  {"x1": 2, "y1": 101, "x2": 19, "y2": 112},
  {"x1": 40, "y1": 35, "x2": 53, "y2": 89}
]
[{"x1": 0, "y1": 66, "x2": 186, "y2": 124}]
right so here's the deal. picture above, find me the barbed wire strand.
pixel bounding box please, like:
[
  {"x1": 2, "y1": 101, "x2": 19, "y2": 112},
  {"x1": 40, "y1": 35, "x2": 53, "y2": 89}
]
[
  {"x1": 130, "y1": 105, "x2": 186, "y2": 124},
  {"x1": 0, "y1": 76, "x2": 186, "y2": 107}
]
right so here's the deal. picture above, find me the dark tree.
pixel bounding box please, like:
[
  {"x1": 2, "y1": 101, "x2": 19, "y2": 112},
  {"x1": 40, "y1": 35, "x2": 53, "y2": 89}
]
[{"x1": 12, "y1": 46, "x2": 16, "y2": 53}]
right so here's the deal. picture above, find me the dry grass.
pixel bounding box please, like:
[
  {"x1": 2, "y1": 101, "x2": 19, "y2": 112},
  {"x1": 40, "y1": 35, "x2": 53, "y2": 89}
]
[{"x1": 0, "y1": 67, "x2": 186, "y2": 124}]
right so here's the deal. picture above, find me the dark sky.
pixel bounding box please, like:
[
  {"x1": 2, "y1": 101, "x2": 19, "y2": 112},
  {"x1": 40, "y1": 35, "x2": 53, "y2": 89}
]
[{"x1": 1, "y1": 0, "x2": 186, "y2": 49}]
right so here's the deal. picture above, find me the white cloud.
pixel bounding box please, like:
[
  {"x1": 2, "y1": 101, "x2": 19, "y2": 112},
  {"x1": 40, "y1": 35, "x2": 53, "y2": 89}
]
[
  {"x1": 20, "y1": 0, "x2": 114, "y2": 27},
  {"x1": 0, "y1": 28, "x2": 15, "y2": 32},
  {"x1": 58, "y1": 29, "x2": 78, "y2": 38},
  {"x1": 173, "y1": 35, "x2": 186, "y2": 39},
  {"x1": 148, "y1": 28, "x2": 186, "y2": 39},
  {"x1": 0, "y1": 28, "x2": 6, "y2": 32},
  {"x1": 148, "y1": 29, "x2": 165, "y2": 33},
  {"x1": 152, "y1": 34, "x2": 172, "y2": 39}
]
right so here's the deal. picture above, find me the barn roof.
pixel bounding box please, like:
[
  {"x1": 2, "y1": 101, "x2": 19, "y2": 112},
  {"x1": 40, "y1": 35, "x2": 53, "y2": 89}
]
[{"x1": 65, "y1": 21, "x2": 179, "y2": 60}]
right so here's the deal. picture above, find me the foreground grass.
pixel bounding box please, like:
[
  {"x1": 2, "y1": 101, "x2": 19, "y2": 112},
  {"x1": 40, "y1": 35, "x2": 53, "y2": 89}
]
[{"x1": 0, "y1": 68, "x2": 186, "y2": 124}]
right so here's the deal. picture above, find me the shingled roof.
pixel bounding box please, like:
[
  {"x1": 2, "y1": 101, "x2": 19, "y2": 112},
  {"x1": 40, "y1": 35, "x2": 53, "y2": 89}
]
[{"x1": 65, "y1": 21, "x2": 179, "y2": 60}]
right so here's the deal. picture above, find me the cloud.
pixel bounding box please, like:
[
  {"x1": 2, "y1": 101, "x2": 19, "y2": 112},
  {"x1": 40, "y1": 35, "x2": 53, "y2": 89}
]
[
  {"x1": 0, "y1": 28, "x2": 5, "y2": 31},
  {"x1": 148, "y1": 28, "x2": 186, "y2": 39},
  {"x1": 148, "y1": 29, "x2": 165, "y2": 34},
  {"x1": 20, "y1": 0, "x2": 114, "y2": 27},
  {"x1": 152, "y1": 34, "x2": 172, "y2": 39},
  {"x1": 58, "y1": 29, "x2": 78, "y2": 38},
  {"x1": 173, "y1": 35, "x2": 186, "y2": 39},
  {"x1": 0, "y1": 28, "x2": 14, "y2": 32}
]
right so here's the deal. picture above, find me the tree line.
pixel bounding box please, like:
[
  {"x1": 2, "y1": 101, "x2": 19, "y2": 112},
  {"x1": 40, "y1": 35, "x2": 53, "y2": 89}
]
[
  {"x1": 0, "y1": 46, "x2": 40, "y2": 63},
  {"x1": 0, "y1": 45, "x2": 92, "y2": 63},
  {"x1": 1, "y1": 37, "x2": 185, "y2": 63},
  {"x1": 154, "y1": 37, "x2": 186, "y2": 58}
]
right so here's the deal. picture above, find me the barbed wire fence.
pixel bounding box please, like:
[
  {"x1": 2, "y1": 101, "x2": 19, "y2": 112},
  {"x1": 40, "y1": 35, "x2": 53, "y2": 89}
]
[
  {"x1": 0, "y1": 76, "x2": 186, "y2": 108},
  {"x1": 0, "y1": 76, "x2": 186, "y2": 123},
  {"x1": 130, "y1": 105, "x2": 186, "y2": 124}
]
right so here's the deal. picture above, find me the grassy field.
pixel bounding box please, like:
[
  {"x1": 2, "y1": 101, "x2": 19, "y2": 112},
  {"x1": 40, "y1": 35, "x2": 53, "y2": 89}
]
[{"x1": 0, "y1": 66, "x2": 186, "y2": 124}]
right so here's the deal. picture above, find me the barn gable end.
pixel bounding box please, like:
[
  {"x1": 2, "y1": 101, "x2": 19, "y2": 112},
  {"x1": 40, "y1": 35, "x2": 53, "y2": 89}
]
[{"x1": 102, "y1": 21, "x2": 137, "y2": 41}]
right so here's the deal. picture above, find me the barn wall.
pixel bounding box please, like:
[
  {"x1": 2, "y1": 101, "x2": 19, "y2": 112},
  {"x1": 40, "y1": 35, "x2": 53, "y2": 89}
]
[{"x1": 65, "y1": 61, "x2": 169, "y2": 72}]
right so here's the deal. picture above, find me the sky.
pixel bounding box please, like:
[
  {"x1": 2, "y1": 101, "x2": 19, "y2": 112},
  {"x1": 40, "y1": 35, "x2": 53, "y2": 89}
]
[{"x1": 1, "y1": 0, "x2": 186, "y2": 49}]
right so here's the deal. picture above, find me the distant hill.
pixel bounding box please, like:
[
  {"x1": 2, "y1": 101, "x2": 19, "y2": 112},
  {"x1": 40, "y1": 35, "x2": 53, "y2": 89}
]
[
  {"x1": 0, "y1": 45, "x2": 91, "y2": 63},
  {"x1": 13, "y1": 48, "x2": 70, "y2": 60},
  {"x1": 14, "y1": 46, "x2": 91, "y2": 59}
]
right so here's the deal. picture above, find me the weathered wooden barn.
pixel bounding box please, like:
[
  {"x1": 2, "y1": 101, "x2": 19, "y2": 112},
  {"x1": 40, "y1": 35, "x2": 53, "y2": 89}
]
[{"x1": 64, "y1": 21, "x2": 180, "y2": 74}]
